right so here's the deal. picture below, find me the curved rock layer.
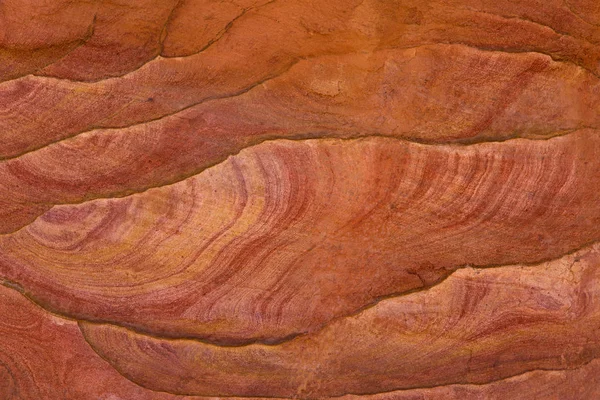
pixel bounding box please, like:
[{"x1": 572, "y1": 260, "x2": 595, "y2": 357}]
[
  {"x1": 3, "y1": 0, "x2": 600, "y2": 80},
  {"x1": 2, "y1": 0, "x2": 600, "y2": 159},
  {"x1": 1, "y1": 42, "x2": 600, "y2": 161},
  {"x1": 80, "y1": 243, "x2": 600, "y2": 398},
  {"x1": 1, "y1": 44, "x2": 599, "y2": 235},
  {"x1": 2, "y1": 0, "x2": 600, "y2": 398},
  {"x1": 0, "y1": 283, "x2": 180, "y2": 400},
  {"x1": 2, "y1": 282, "x2": 599, "y2": 400},
  {"x1": 349, "y1": 361, "x2": 600, "y2": 400},
  {"x1": 2, "y1": 132, "x2": 600, "y2": 344}
]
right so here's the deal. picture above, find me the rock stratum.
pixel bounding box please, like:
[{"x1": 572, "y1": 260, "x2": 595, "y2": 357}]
[{"x1": 1, "y1": 0, "x2": 599, "y2": 399}]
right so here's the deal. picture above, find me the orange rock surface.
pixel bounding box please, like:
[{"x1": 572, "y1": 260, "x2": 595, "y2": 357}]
[{"x1": 1, "y1": 0, "x2": 599, "y2": 398}]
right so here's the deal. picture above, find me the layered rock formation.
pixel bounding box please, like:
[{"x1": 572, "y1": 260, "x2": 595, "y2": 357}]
[{"x1": 1, "y1": 0, "x2": 599, "y2": 398}]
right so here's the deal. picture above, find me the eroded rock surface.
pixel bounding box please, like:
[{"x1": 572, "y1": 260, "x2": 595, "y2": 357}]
[{"x1": 1, "y1": 0, "x2": 599, "y2": 398}]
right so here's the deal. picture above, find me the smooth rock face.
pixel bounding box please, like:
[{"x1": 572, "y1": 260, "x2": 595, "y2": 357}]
[{"x1": 0, "y1": 0, "x2": 599, "y2": 399}]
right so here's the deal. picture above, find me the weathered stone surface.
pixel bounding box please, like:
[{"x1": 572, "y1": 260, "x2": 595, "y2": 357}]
[
  {"x1": 0, "y1": 284, "x2": 180, "y2": 399},
  {"x1": 80, "y1": 244, "x2": 600, "y2": 397},
  {"x1": 1, "y1": 0, "x2": 599, "y2": 398},
  {"x1": 1, "y1": 132, "x2": 600, "y2": 346}
]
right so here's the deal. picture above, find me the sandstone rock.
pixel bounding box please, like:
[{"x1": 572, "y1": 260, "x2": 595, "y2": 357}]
[{"x1": 1, "y1": 0, "x2": 599, "y2": 398}]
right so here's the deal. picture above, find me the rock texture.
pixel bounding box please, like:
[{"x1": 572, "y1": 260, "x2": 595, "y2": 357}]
[
  {"x1": 80, "y1": 244, "x2": 600, "y2": 397},
  {"x1": 1, "y1": 0, "x2": 599, "y2": 398}
]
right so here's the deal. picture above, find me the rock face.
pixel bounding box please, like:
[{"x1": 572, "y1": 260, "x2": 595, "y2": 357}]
[{"x1": 1, "y1": 0, "x2": 599, "y2": 399}]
